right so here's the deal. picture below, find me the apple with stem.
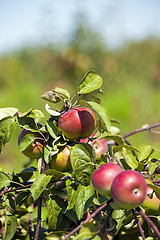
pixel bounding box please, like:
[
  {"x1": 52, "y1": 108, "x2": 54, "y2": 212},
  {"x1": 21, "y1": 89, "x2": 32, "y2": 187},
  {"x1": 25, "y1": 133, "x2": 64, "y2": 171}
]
[
  {"x1": 50, "y1": 145, "x2": 71, "y2": 172},
  {"x1": 141, "y1": 187, "x2": 160, "y2": 215},
  {"x1": 111, "y1": 170, "x2": 147, "y2": 210},
  {"x1": 92, "y1": 163, "x2": 123, "y2": 196},
  {"x1": 18, "y1": 129, "x2": 44, "y2": 159},
  {"x1": 58, "y1": 107, "x2": 96, "y2": 140}
]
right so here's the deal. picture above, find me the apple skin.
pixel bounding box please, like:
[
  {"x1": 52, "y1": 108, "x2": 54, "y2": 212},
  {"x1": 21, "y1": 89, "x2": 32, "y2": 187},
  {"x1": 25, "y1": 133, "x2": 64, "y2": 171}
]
[
  {"x1": 141, "y1": 187, "x2": 160, "y2": 215},
  {"x1": 50, "y1": 146, "x2": 71, "y2": 172},
  {"x1": 92, "y1": 163, "x2": 123, "y2": 197},
  {"x1": 80, "y1": 134, "x2": 108, "y2": 160},
  {"x1": 111, "y1": 170, "x2": 147, "y2": 210},
  {"x1": 58, "y1": 107, "x2": 96, "y2": 140},
  {"x1": 18, "y1": 129, "x2": 43, "y2": 159}
]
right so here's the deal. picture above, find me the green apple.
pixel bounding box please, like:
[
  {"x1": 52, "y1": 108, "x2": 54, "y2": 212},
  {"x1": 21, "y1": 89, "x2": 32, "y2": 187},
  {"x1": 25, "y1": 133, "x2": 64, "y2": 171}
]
[{"x1": 50, "y1": 146, "x2": 71, "y2": 172}]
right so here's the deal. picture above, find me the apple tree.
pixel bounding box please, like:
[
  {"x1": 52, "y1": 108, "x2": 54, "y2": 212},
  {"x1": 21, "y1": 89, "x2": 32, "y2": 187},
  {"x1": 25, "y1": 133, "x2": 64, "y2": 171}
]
[{"x1": 0, "y1": 71, "x2": 160, "y2": 240}]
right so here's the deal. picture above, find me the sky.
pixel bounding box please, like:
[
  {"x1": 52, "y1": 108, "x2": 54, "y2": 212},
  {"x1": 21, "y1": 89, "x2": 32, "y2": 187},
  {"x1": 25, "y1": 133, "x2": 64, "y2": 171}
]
[{"x1": 0, "y1": 0, "x2": 160, "y2": 54}]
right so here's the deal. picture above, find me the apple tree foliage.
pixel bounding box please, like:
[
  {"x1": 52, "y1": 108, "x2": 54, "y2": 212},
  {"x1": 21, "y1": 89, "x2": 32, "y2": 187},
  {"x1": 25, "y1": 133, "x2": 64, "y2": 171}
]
[{"x1": 0, "y1": 71, "x2": 160, "y2": 240}]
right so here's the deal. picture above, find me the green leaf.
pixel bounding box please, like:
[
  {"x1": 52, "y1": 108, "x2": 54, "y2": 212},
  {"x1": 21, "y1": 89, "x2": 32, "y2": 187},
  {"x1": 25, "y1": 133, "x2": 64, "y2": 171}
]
[
  {"x1": 66, "y1": 179, "x2": 77, "y2": 210},
  {"x1": 0, "y1": 107, "x2": 18, "y2": 121},
  {"x1": 78, "y1": 71, "x2": 103, "y2": 95},
  {"x1": 80, "y1": 100, "x2": 111, "y2": 132},
  {"x1": 45, "y1": 169, "x2": 66, "y2": 181},
  {"x1": 70, "y1": 144, "x2": 95, "y2": 185},
  {"x1": 112, "y1": 209, "x2": 126, "y2": 233},
  {"x1": 7, "y1": 194, "x2": 16, "y2": 210},
  {"x1": 0, "y1": 117, "x2": 16, "y2": 153},
  {"x1": 45, "y1": 104, "x2": 61, "y2": 116},
  {"x1": 17, "y1": 116, "x2": 38, "y2": 131},
  {"x1": 19, "y1": 108, "x2": 44, "y2": 119},
  {"x1": 26, "y1": 109, "x2": 44, "y2": 119},
  {"x1": 18, "y1": 133, "x2": 35, "y2": 152},
  {"x1": 75, "y1": 222, "x2": 100, "y2": 240},
  {"x1": 16, "y1": 191, "x2": 29, "y2": 205},
  {"x1": 0, "y1": 171, "x2": 11, "y2": 189},
  {"x1": 46, "y1": 120, "x2": 60, "y2": 138},
  {"x1": 148, "y1": 159, "x2": 160, "y2": 175},
  {"x1": 30, "y1": 174, "x2": 52, "y2": 201},
  {"x1": 122, "y1": 148, "x2": 138, "y2": 170},
  {"x1": 4, "y1": 215, "x2": 18, "y2": 240},
  {"x1": 75, "y1": 185, "x2": 94, "y2": 220},
  {"x1": 138, "y1": 144, "x2": 153, "y2": 162},
  {"x1": 101, "y1": 133, "x2": 124, "y2": 145},
  {"x1": 54, "y1": 87, "x2": 70, "y2": 99},
  {"x1": 17, "y1": 166, "x2": 37, "y2": 182},
  {"x1": 146, "y1": 179, "x2": 160, "y2": 199},
  {"x1": 47, "y1": 195, "x2": 63, "y2": 230},
  {"x1": 113, "y1": 144, "x2": 139, "y2": 154}
]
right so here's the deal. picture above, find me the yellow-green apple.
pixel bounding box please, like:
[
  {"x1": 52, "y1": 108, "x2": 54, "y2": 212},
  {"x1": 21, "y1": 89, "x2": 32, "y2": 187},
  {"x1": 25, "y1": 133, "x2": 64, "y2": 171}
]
[
  {"x1": 18, "y1": 129, "x2": 43, "y2": 159},
  {"x1": 141, "y1": 187, "x2": 160, "y2": 215},
  {"x1": 58, "y1": 107, "x2": 96, "y2": 140},
  {"x1": 50, "y1": 145, "x2": 71, "y2": 172},
  {"x1": 80, "y1": 133, "x2": 108, "y2": 160},
  {"x1": 92, "y1": 163, "x2": 123, "y2": 196},
  {"x1": 111, "y1": 170, "x2": 147, "y2": 209}
]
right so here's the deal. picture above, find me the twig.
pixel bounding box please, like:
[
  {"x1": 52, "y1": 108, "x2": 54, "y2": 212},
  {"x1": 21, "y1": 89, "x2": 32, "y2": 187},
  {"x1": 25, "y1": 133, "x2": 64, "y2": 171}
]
[
  {"x1": 98, "y1": 208, "x2": 114, "y2": 236},
  {"x1": 0, "y1": 184, "x2": 32, "y2": 195},
  {"x1": 132, "y1": 209, "x2": 145, "y2": 240},
  {"x1": 123, "y1": 123, "x2": 160, "y2": 139},
  {"x1": 34, "y1": 197, "x2": 42, "y2": 240},
  {"x1": 136, "y1": 206, "x2": 160, "y2": 239},
  {"x1": 29, "y1": 204, "x2": 33, "y2": 240},
  {"x1": 34, "y1": 150, "x2": 46, "y2": 240},
  {"x1": 63, "y1": 199, "x2": 113, "y2": 240}
]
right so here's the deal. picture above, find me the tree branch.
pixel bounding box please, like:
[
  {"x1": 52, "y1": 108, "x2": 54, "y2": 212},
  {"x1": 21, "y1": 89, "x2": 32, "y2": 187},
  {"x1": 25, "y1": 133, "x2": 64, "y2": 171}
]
[
  {"x1": 63, "y1": 199, "x2": 113, "y2": 240},
  {"x1": 123, "y1": 123, "x2": 160, "y2": 139},
  {"x1": 34, "y1": 150, "x2": 46, "y2": 240},
  {"x1": 136, "y1": 206, "x2": 160, "y2": 239},
  {"x1": 132, "y1": 209, "x2": 145, "y2": 240}
]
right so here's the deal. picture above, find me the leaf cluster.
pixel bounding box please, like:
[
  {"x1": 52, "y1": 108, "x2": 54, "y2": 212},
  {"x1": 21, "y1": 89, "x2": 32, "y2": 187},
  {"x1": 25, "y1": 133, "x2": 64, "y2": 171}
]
[{"x1": 0, "y1": 71, "x2": 160, "y2": 239}]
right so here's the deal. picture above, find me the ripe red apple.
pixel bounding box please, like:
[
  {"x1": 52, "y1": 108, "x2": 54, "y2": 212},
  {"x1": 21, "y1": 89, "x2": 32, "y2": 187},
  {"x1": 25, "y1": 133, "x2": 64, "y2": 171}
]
[
  {"x1": 141, "y1": 187, "x2": 160, "y2": 215},
  {"x1": 92, "y1": 163, "x2": 123, "y2": 196},
  {"x1": 111, "y1": 170, "x2": 147, "y2": 210},
  {"x1": 50, "y1": 145, "x2": 71, "y2": 172},
  {"x1": 58, "y1": 107, "x2": 96, "y2": 140},
  {"x1": 80, "y1": 134, "x2": 108, "y2": 160},
  {"x1": 18, "y1": 129, "x2": 43, "y2": 159}
]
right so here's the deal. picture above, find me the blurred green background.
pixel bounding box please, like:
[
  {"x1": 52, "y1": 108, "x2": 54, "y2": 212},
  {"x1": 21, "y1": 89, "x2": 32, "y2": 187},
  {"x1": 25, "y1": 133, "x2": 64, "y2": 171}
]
[{"x1": 1, "y1": 2, "x2": 160, "y2": 172}]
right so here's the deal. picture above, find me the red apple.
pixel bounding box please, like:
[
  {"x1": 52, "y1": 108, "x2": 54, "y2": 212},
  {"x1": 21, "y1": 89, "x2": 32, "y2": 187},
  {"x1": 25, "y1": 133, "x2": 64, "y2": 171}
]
[
  {"x1": 58, "y1": 107, "x2": 96, "y2": 140},
  {"x1": 111, "y1": 170, "x2": 147, "y2": 210},
  {"x1": 18, "y1": 129, "x2": 43, "y2": 159},
  {"x1": 92, "y1": 163, "x2": 123, "y2": 196},
  {"x1": 141, "y1": 187, "x2": 160, "y2": 215},
  {"x1": 80, "y1": 134, "x2": 108, "y2": 160},
  {"x1": 50, "y1": 145, "x2": 71, "y2": 172}
]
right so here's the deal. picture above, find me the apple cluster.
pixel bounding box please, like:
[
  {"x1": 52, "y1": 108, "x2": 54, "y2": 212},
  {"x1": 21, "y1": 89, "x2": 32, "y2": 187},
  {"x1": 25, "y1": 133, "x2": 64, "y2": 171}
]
[
  {"x1": 18, "y1": 107, "x2": 109, "y2": 171},
  {"x1": 92, "y1": 163, "x2": 148, "y2": 210}
]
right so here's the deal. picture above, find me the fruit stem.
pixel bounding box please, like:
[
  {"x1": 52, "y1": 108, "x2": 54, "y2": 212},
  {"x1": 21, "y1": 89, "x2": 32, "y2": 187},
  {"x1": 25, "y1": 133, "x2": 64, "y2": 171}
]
[
  {"x1": 63, "y1": 198, "x2": 113, "y2": 240},
  {"x1": 132, "y1": 209, "x2": 146, "y2": 240},
  {"x1": 136, "y1": 206, "x2": 160, "y2": 239}
]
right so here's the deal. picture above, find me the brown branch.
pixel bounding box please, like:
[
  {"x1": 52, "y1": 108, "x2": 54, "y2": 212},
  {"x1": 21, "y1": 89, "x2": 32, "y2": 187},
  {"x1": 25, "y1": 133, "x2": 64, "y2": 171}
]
[
  {"x1": 136, "y1": 206, "x2": 160, "y2": 239},
  {"x1": 132, "y1": 209, "x2": 145, "y2": 240},
  {"x1": 123, "y1": 123, "x2": 160, "y2": 139},
  {"x1": 63, "y1": 199, "x2": 113, "y2": 240},
  {"x1": 34, "y1": 150, "x2": 46, "y2": 240}
]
